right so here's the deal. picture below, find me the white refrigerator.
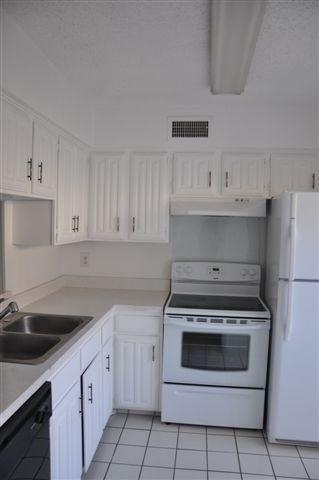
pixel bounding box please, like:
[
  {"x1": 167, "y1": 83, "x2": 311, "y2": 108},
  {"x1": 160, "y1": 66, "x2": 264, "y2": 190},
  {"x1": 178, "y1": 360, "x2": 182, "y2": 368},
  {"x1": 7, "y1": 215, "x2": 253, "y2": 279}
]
[{"x1": 266, "y1": 192, "x2": 319, "y2": 445}]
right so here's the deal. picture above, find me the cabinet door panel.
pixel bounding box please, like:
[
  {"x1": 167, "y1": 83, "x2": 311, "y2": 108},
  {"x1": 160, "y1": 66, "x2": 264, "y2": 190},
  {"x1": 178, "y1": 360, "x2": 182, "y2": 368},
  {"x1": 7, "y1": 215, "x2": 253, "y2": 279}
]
[
  {"x1": 129, "y1": 152, "x2": 169, "y2": 242},
  {"x1": 1, "y1": 99, "x2": 32, "y2": 194},
  {"x1": 173, "y1": 153, "x2": 218, "y2": 196},
  {"x1": 115, "y1": 335, "x2": 160, "y2": 411},
  {"x1": 50, "y1": 381, "x2": 82, "y2": 480},
  {"x1": 56, "y1": 137, "x2": 76, "y2": 243},
  {"x1": 89, "y1": 153, "x2": 128, "y2": 240},
  {"x1": 82, "y1": 353, "x2": 103, "y2": 471},
  {"x1": 221, "y1": 152, "x2": 266, "y2": 196},
  {"x1": 32, "y1": 121, "x2": 58, "y2": 198},
  {"x1": 271, "y1": 153, "x2": 319, "y2": 195},
  {"x1": 101, "y1": 336, "x2": 113, "y2": 428}
]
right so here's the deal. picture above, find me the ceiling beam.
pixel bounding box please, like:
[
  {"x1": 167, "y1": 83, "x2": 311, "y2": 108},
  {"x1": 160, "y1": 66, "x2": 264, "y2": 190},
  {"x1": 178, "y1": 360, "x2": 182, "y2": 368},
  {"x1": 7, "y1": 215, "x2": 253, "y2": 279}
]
[{"x1": 210, "y1": 0, "x2": 267, "y2": 95}]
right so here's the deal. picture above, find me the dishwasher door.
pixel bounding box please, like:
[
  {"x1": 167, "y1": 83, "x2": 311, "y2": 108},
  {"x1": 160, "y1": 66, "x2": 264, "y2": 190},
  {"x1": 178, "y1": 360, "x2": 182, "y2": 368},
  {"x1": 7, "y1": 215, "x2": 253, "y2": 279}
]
[{"x1": 0, "y1": 382, "x2": 52, "y2": 480}]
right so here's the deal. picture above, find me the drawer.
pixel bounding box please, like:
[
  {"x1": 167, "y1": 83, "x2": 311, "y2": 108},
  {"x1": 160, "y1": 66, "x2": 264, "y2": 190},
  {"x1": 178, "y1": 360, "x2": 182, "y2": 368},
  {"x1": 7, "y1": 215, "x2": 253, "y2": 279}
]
[
  {"x1": 81, "y1": 330, "x2": 101, "y2": 371},
  {"x1": 115, "y1": 315, "x2": 161, "y2": 335},
  {"x1": 102, "y1": 315, "x2": 113, "y2": 345},
  {"x1": 51, "y1": 352, "x2": 81, "y2": 408}
]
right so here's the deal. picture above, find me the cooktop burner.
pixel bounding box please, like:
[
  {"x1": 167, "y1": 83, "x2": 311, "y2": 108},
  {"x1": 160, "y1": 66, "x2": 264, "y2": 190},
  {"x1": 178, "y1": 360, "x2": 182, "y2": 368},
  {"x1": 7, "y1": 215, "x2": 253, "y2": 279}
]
[{"x1": 168, "y1": 294, "x2": 266, "y2": 312}]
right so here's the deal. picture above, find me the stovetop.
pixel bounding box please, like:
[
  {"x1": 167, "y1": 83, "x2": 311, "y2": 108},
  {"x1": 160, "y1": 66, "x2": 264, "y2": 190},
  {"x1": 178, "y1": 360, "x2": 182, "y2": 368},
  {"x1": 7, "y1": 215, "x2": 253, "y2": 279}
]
[{"x1": 167, "y1": 294, "x2": 267, "y2": 312}]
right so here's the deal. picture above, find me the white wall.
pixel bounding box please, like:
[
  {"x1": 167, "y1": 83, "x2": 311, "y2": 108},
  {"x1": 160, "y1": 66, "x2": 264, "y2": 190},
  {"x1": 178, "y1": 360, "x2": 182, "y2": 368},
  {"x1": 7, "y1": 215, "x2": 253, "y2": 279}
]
[
  {"x1": 1, "y1": 11, "x2": 93, "y2": 145},
  {"x1": 92, "y1": 94, "x2": 318, "y2": 150},
  {"x1": 3, "y1": 203, "x2": 63, "y2": 295}
]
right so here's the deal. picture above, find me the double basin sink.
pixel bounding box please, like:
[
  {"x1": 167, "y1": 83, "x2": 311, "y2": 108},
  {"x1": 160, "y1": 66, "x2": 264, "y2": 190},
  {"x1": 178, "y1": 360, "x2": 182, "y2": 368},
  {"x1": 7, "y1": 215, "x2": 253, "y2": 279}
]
[{"x1": 0, "y1": 313, "x2": 93, "y2": 365}]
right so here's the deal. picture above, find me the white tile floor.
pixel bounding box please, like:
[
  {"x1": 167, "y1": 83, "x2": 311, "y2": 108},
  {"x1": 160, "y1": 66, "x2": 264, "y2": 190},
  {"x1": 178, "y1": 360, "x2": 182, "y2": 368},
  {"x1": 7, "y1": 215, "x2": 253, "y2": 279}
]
[{"x1": 82, "y1": 413, "x2": 319, "y2": 480}]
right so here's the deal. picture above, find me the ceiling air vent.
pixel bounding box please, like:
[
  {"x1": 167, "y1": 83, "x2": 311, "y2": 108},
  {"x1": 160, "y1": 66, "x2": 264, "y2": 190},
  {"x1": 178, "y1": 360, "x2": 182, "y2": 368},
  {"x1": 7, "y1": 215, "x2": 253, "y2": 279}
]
[{"x1": 168, "y1": 117, "x2": 212, "y2": 140}]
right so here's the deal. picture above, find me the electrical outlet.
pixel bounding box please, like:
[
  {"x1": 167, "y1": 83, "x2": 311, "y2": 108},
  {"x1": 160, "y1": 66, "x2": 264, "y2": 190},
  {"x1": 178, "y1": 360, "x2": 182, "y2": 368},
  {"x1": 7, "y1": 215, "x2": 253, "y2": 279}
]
[{"x1": 80, "y1": 252, "x2": 90, "y2": 268}]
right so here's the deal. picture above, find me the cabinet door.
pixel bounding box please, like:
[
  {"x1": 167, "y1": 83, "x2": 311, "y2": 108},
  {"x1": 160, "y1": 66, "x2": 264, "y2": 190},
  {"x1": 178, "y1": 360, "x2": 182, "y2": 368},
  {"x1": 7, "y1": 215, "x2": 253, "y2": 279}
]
[
  {"x1": 270, "y1": 153, "x2": 319, "y2": 195},
  {"x1": 73, "y1": 146, "x2": 89, "y2": 241},
  {"x1": 1, "y1": 98, "x2": 32, "y2": 195},
  {"x1": 56, "y1": 137, "x2": 76, "y2": 244},
  {"x1": 129, "y1": 152, "x2": 169, "y2": 242},
  {"x1": 32, "y1": 121, "x2": 58, "y2": 199},
  {"x1": 115, "y1": 335, "x2": 160, "y2": 411},
  {"x1": 221, "y1": 152, "x2": 267, "y2": 196},
  {"x1": 101, "y1": 336, "x2": 113, "y2": 428},
  {"x1": 82, "y1": 353, "x2": 103, "y2": 471},
  {"x1": 173, "y1": 152, "x2": 219, "y2": 196},
  {"x1": 50, "y1": 381, "x2": 82, "y2": 480},
  {"x1": 89, "y1": 153, "x2": 128, "y2": 240}
]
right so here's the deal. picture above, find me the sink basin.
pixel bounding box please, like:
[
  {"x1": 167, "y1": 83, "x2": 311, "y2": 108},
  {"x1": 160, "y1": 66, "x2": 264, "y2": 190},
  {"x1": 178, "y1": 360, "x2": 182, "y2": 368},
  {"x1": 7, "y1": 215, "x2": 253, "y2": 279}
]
[
  {"x1": 0, "y1": 333, "x2": 60, "y2": 364},
  {"x1": 3, "y1": 314, "x2": 84, "y2": 335}
]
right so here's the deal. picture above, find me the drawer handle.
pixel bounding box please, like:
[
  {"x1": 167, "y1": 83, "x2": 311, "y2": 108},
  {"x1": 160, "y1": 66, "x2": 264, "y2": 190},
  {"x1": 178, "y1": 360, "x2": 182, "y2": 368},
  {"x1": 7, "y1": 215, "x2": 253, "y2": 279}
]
[
  {"x1": 38, "y1": 162, "x2": 43, "y2": 183},
  {"x1": 132, "y1": 216, "x2": 135, "y2": 233},
  {"x1": 208, "y1": 171, "x2": 212, "y2": 187},
  {"x1": 152, "y1": 345, "x2": 155, "y2": 362},
  {"x1": 88, "y1": 383, "x2": 93, "y2": 403},
  {"x1": 312, "y1": 173, "x2": 316, "y2": 190},
  {"x1": 225, "y1": 171, "x2": 229, "y2": 188}
]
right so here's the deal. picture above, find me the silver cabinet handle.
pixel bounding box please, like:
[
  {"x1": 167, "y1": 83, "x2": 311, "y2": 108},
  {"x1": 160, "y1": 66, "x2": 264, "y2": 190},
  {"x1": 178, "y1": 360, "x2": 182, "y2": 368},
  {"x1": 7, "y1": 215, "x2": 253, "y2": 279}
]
[
  {"x1": 208, "y1": 171, "x2": 212, "y2": 187},
  {"x1": 225, "y1": 171, "x2": 229, "y2": 188},
  {"x1": 116, "y1": 216, "x2": 120, "y2": 232},
  {"x1": 72, "y1": 216, "x2": 76, "y2": 232},
  {"x1": 27, "y1": 158, "x2": 33, "y2": 181},
  {"x1": 38, "y1": 162, "x2": 43, "y2": 183},
  {"x1": 152, "y1": 345, "x2": 155, "y2": 362},
  {"x1": 312, "y1": 173, "x2": 316, "y2": 190},
  {"x1": 106, "y1": 354, "x2": 110, "y2": 372},
  {"x1": 132, "y1": 216, "x2": 135, "y2": 233},
  {"x1": 88, "y1": 383, "x2": 93, "y2": 403}
]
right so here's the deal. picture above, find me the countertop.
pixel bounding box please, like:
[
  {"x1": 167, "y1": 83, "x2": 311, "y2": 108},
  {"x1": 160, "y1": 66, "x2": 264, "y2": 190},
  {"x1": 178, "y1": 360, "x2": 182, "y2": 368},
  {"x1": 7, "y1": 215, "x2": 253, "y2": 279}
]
[{"x1": 0, "y1": 287, "x2": 168, "y2": 426}]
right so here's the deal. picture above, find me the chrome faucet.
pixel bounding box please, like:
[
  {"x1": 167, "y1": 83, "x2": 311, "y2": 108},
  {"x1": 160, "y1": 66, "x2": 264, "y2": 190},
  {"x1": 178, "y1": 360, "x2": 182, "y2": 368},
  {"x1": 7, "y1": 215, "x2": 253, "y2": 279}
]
[{"x1": 0, "y1": 301, "x2": 19, "y2": 320}]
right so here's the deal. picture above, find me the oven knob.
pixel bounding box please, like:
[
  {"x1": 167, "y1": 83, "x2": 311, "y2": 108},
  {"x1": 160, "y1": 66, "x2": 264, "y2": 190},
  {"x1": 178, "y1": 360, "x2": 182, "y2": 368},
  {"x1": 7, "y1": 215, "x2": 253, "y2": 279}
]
[
  {"x1": 185, "y1": 266, "x2": 192, "y2": 275},
  {"x1": 249, "y1": 268, "x2": 256, "y2": 277},
  {"x1": 175, "y1": 265, "x2": 183, "y2": 275},
  {"x1": 241, "y1": 268, "x2": 248, "y2": 277}
]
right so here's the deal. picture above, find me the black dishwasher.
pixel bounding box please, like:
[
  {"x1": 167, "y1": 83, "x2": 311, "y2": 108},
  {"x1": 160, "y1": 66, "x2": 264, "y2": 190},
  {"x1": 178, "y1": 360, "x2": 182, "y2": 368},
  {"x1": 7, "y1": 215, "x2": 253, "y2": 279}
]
[{"x1": 0, "y1": 382, "x2": 52, "y2": 480}]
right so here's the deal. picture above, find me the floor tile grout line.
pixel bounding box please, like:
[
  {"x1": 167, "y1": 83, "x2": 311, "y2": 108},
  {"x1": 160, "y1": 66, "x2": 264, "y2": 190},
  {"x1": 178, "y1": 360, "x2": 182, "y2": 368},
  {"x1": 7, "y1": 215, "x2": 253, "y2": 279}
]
[
  {"x1": 172, "y1": 422, "x2": 180, "y2": 479},
  {"x1": 263, "y1": 431, "x2": 277, "y2": 479},
  {"x1": 233, "y1": 427, "x2": 243, "y2": 480},
  {"x1": 296, "y1": 443, "x2": 311, "y2": 480},
  {"x1": 102, "y1": 412, "x2": 128, "y2": 480},
  {"x1": 138, "y1": 412, "x2": 155, "y2": 480}
]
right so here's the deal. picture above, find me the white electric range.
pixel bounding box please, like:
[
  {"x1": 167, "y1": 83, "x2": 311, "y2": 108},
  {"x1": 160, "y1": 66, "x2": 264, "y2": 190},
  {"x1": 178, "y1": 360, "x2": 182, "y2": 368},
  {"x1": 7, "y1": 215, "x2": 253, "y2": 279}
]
[{"x1": 161, "y1": 261, "x2": 271, "y2": 429}]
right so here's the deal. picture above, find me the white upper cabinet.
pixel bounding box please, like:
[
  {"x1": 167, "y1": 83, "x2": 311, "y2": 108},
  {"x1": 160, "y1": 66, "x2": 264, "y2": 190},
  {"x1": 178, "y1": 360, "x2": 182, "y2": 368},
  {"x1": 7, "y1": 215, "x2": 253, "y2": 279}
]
[
  {"x1": 32, "y1": 120, "x2": 58, "y2": 199},
  {"x1": 1, "y1": 98, "x2": 32, "y2": 195},
  {"x1": 173, "y1": 152, "x2": 219, "y2": 196},
  {"x1": 89, "y1": 153, "x2": 128, "y2": 240},
  {"x1": 270, "y1": 152, "x2": 319, "y2": 196},
  {"x1": 221, "y1": 152, "x2": 268, "y2": 197},
  {"x1": 129, "y1": 152, "x2": 169, "y2": 242},
  {"x1": 56, "y1": 136, "x2": 88, "y2": 244}
]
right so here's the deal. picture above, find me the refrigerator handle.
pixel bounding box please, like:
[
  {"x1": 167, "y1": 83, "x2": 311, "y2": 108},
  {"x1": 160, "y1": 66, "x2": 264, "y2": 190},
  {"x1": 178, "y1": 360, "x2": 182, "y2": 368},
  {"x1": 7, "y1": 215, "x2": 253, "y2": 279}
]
[
  {"x1": 288, "y1": 195, "x2": 297, "y2": 281},
  {"x1": 284, "y1": 281, "x2": 294, "y2": 341}
]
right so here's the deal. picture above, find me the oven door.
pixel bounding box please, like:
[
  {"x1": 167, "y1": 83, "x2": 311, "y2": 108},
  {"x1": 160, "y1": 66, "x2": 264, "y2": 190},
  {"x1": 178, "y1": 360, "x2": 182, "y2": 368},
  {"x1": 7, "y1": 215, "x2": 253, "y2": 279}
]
[{"x1": 163, "y1": 316, "x2": 270, "y2": 388}]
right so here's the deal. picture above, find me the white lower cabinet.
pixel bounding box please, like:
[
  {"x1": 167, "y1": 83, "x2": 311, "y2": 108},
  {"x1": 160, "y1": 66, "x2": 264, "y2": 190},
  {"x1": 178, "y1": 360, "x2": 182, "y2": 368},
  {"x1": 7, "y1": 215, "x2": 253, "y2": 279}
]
[
  {"x1": 50, "y1": 381, "x2": 82, "y2": 480},
  {"x1": 82, "y1": 353, "x2": 103, "y2": 471},
  {"x1": 115, "y1": 335, "x2": 160, "y2": 411},
  {"x1": 101, "y1": 335, "x2": 113, "y2": 427}
]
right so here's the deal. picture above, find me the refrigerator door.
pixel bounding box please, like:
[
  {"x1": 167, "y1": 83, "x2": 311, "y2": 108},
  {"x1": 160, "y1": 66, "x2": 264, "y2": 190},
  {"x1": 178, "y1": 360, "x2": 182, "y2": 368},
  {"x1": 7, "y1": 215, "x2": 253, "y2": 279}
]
[
  {"x1": 267, "y1": 281, "x2": 319, "y2": 443},
  {"x1": 280, "y1": 192, "x2": 319, "y2": 281}
]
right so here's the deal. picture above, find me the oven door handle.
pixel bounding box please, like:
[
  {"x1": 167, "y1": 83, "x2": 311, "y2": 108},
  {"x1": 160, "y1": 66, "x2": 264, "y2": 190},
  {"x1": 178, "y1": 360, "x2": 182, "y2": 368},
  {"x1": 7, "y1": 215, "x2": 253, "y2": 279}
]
[{"x1": 164, "y1": 318, "x2": 269, "y2": 331}]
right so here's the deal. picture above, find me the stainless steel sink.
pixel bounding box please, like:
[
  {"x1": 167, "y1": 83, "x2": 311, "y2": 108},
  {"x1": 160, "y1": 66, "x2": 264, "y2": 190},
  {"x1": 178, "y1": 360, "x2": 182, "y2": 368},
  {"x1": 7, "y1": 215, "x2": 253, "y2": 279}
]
[
  {"x1": 4, "y1": 314, "x2": 85, "y2": 335},
  {"x1": 0, "y1": 333, "x2": 61, "y2": 363},
  {"x1": 0, "y1": 312, "x2": 94, "y2": 364}
]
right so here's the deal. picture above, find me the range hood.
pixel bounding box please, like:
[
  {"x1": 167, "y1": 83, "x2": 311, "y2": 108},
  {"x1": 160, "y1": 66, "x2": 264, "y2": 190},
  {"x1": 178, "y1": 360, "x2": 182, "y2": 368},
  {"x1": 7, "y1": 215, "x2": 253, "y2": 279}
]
[{"x1": 170, "y1": 197, "x2": 266, "y2": 217}]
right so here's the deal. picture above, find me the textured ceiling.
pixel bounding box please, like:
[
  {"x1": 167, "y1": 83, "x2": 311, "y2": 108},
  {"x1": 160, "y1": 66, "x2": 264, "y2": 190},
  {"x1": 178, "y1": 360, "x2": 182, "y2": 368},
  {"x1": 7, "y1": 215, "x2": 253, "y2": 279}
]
[{"x1": 3, "y1": 0, "x2": 318, "y2": 103}]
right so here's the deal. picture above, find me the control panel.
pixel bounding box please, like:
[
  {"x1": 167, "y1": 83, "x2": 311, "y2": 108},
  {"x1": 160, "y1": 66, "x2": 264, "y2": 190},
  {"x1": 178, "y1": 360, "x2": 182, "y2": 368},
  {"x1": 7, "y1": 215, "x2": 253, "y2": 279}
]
[{"x1": 172, "y1": 262, "x2": 261, "y2": 282}]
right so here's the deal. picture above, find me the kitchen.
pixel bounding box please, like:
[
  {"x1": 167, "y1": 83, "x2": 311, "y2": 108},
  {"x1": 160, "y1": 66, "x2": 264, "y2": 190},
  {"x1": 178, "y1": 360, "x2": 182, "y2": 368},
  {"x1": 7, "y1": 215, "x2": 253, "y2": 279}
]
[{"x1": 0, "y1": 1, "x2": 318, "y2": 480}]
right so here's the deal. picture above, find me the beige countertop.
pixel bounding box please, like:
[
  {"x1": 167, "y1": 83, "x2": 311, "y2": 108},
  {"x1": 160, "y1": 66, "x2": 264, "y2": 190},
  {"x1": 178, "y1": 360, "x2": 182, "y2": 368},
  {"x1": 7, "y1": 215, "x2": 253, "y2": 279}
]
[{"x1": 0, "y1": 287, "x2": 168, "y2": 426}]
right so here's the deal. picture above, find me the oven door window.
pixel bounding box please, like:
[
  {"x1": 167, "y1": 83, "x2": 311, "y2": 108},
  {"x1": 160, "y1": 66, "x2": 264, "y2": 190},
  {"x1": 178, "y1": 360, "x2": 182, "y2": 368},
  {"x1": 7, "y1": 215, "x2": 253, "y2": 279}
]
[{"x1": 182, "y1": 332, "x2": 250, "y2": 371}]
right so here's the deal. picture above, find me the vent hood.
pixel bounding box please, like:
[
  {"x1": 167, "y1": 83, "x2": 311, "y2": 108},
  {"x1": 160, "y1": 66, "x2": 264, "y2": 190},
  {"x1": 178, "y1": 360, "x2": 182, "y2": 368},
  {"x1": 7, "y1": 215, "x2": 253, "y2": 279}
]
[{"x1": 170, "y1": 197, "x2": 266, "y2": 217}]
